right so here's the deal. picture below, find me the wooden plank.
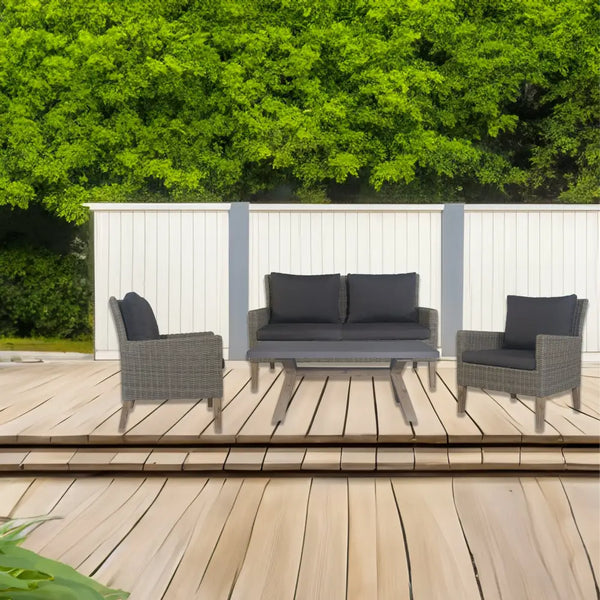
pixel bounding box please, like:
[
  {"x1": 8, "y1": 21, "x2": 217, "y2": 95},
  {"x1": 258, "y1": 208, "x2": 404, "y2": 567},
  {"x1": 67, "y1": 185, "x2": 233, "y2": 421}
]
[
  {"x1": 164, "y1": 368, "x2": 250, "y2": 443},
  {"x1": 183, "y1": 448, "x2": 229, "y2": 471},
  {"x1": 391, "y1": 477, "x2": 480, "y2": 600},
  {"x1": 482, "y1": 447, "x2": 520, "y2": 469},
  {"x1": 416, "y1": 365, "x2": 482, "y2": 443},
  {"x1": 302, "y1": 448, "x2": 341, "y2": 470},
  {"x1": 0, "y1": 478, "x2": 34, "y2": 517},
  {"x1": 92, "y1": 478, "x2": 210, "y2": 593},
  {"x1": 192, "y1": 479, "x2": 269, "y2": 600},
  {"x1": 347, "y1": 478, "x2": 378, "y2": 599},
  {"x1": 68, "y1": 450, "x2": 118, "y2": 470},
  {"x1": 453, "y1": 477, "x2": 597, "y2": 600},
  {"x1": 448, "y1": 448, "x2": 483, "y2": 470},
  {"x1": 556, "y1": 379, "x2": 600, "y2": 420},
  {"x1": 376, "y1": 448, "x2": 414, "y2": 471},
  {"x1": 341, "y1": 447, "x2": 376, "y2": 470},
  {"x1": 263, "y1": 447, "x2": 306, "y2": 471},
  {"x1": 0, "y1": 450, "x2": 29, "y2": 471},
  {"x1": 230, "y1": 478, "x2": 311, "y2": 600},
  {"x1": 7, "y1": 478, "x2": 75, "y2": 520},
  {"x1": 344, "y1": 377, "x2": 377, "y2": 442},
  {"x1": 307, "y1": 378, "x2": 349, "y2": 440},
  {"x1": 21, "y1": 451, "x2": 76, "y2": 471},
  {"x1": 541, "y1": 395, "x2": 600, "y2": 443},
  {"x1": 144, "y1": 450, "x2": 188, "y2": 471},
  {"x1": 225, "y1": 447, "x2": 266, "y2": 470},
  {"x1": 402, "y1": 368, "x2": 447, "y2": 442},
  {"x1": 271, "y1": 378, "x2": 326, "y2": 443},
  {"x1": 520, "y1": 447, "x2": 565, "y2": 470},
  {"x1": 109, "y1": 451, "x2": 151, "y2": 470},
  {"x1": 561, "y1": 476, "x2": 600, "y2": 582},
  {"x1": 414, "y1": 447, "x2": 449, "y2": 470},
  {"x1": 373, "y1": 377, "x2": 413, "y2": 442},
  {"x1": 562, "y1": 448, "x2": 600, "y2": 471},
  {"x1": 375, "y1": 478, "x2": 411, "y2": 599},
  {"x1": 161, "y1": 478, "x2": 244, "y2": 598},
  {"x1": 295, "y1": 478, "x2": 348, "y2": 600}
]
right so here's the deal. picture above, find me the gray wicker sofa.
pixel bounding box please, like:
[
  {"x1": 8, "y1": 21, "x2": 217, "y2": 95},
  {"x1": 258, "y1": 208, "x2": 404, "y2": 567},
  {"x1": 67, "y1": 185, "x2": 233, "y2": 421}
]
[{"x1": 248, "y1": 272, "x2": 438, "y2": 367}]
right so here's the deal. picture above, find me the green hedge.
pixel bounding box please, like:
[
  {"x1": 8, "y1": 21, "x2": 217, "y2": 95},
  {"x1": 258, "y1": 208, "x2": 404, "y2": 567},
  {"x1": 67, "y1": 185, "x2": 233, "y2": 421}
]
[{"x1": 0, "y1": 245, "x2": 91, "y2": 339}]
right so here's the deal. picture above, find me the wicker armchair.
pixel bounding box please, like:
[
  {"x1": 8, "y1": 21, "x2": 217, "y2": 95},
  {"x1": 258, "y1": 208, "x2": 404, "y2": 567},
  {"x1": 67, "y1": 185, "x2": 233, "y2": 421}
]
[
  {"x1": 457, "y1": 298, "x2": 588, "y2": 432},
  {"x1": 109, "y1": 295, "x2": 223, "y2": 433}
]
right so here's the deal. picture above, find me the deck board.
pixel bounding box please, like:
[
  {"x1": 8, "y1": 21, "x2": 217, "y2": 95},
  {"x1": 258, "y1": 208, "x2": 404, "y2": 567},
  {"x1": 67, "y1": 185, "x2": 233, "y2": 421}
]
[{"x1": 0, "y1": 474, "x2": 597, "y2": 600}]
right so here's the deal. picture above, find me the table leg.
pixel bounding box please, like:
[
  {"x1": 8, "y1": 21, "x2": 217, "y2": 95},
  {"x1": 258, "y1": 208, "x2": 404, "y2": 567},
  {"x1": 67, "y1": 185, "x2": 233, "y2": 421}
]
[
  {"x1": 250, "y1": 361, "x2": 259, "y2": 392},
  {"x1": 428, "y1": 361, "x2": 437, "y2": 391},
  {"x1": 271, "y1": 360, "x2": 297, "y2": 425},
  {"x1": 390, "y1": 359, "x2": 418, "y2": 424}
]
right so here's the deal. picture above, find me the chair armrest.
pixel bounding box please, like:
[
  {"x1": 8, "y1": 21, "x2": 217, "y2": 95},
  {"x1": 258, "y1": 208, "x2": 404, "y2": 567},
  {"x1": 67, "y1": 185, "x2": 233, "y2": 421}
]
[
  {"x1": 160, "y1": 332, "x2": 215, "y2": 340},
  {"x1": 456, "y1": 330, "x2": 504, "y2": 361},
  {"x1": 248, "y1": 308, "x2": 270, "y2": 350},
  {"x1": 536, "y1": 334, "x2": 582, "y2": 378},
  {"x1": 417, "y1": 307, "x2": 438, "y2": 348}
]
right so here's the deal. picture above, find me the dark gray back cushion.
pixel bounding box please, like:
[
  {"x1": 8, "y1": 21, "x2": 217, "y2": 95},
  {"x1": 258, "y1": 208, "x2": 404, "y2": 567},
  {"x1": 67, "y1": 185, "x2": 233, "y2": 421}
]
[
  {"x1": 119, "y1": 292, "x2": 160, "y2": 340},
  {"x1": 269, "y1": 273, "x2": 342, "y2": 323},
  {"x1": 346, "y1": 273, "x2": 418, "y2": 323},
  {"x1": 503, "y1": 294, "x2": 577, "y2": 350}
]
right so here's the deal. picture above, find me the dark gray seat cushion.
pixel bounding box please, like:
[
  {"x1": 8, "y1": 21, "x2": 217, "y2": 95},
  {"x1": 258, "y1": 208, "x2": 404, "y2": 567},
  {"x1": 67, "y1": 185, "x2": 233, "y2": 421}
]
[
  {"x1": 503, "y1": 294, "x2": 577, "y2": 350},
  {"x1": 119, "y1": 292, "x2": 160, "y2": 341},
  {"x1": 269, "y1": 273, "x2": 341, "y2": 323},
  {"x1": 462, "y1": 349, "x2": 536, "y2": 370},
  {"x1": 347, "y1": 273, "x2": 418, "y2": 323},
  {"x1": 341, "y1": 322, "x2": 430, "y2": 341},
  {"x1": 257, "y1": 323, "x2": 342, "y2": 341}
]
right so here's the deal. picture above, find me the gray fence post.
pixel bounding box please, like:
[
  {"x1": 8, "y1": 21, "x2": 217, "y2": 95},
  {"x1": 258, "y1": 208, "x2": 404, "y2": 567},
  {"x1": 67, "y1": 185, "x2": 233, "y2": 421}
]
[
  {"x1": 228, "y1": 202, "x2": 250, "y2": 359},
  {"x1": 441, "y1": 204, "x2": 465, "y2": 357}
]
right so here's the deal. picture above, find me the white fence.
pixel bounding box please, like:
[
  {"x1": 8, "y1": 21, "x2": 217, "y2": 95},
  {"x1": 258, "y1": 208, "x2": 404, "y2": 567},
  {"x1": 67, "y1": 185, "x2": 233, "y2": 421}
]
[
  {"x1": 248, "y1": 204, "x2": 443, "y2": 313},
  {"x1": 87, "y1": 202, "x2": 599, "y2": 360},
  {"x1": 464, "y1": 205, "x2": 599, "y2": 354},
  {"x1": 90, "y1": 204, "x2": 230, "y2": 359}
]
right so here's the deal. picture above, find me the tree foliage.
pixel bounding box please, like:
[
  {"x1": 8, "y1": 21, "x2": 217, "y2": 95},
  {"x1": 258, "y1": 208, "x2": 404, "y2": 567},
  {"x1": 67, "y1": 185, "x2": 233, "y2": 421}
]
[{"x1": 0, "y1": 0, "x2": 597, "y2": 222}]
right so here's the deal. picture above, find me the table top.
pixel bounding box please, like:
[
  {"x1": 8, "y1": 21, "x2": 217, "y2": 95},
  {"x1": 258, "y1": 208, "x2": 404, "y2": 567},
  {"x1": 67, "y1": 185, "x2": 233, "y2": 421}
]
[{"x1": 247, "y1": 340, "x2": 439, "y2": 360}]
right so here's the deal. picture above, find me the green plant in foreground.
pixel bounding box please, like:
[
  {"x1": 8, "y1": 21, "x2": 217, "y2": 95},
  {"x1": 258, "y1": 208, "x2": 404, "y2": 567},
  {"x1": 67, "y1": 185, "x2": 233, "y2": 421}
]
[{"x1": 0, "y1": 517, "x2": 129, "y2": 599}]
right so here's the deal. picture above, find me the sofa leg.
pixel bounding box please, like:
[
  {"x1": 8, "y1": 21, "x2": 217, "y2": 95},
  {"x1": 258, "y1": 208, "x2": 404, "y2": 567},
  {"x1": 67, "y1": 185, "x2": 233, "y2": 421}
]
[
  {"x1": 250, "y1": 362, "x2": 259, "y2": 392},
  {"x1": 535, "y1": 397, "x2": 546, "y2": 433},
  {"x1": 572, "y1": 387, "x2": 581, "y2": 411},
  {"x1": 213, "y1": 397, "x2": 222, "y2": 433},
  {"x1": 412, "y1": 361, "x2": 418, "y2": 370},
  {"x1": 118, "y1": 400, "x2": 134, "y2": 433},
  {"x1": 510, "y1": 393, "x2": 518, "y2": 402},
  {"x1": 428, "y1": 362, "x2": 437, "y2": 391},
  {"x1": 457, "y1": 385, "x2": 467, "y2": 414},
  {"x1": 207, "y1": 398, "x2": 213, "y2": 410},
  {"x1": 269, "y1": 361, "x2": 275, "y2": 372}
]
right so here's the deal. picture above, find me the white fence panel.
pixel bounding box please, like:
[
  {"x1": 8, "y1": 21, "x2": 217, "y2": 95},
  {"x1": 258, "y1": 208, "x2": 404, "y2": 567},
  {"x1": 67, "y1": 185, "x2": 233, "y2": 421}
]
[
  {"x1": 248, "y1": 204, "x2": 443, "y2": 322},
  {"x1": 90, "y1": 204, "x2": 230, "y2": 359},
  {"x1": 464, "y1": 205, "x2": 600, "y2": 354}
]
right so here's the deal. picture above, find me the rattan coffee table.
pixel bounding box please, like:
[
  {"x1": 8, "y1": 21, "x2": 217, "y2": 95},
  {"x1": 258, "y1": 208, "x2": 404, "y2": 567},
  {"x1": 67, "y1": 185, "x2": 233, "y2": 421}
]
[{"x1": 246, "y1": 340, "x2": 439, "y2": 425}]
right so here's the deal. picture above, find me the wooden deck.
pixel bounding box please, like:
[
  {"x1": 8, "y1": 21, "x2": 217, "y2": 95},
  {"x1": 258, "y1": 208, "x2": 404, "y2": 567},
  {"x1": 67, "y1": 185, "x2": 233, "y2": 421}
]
[
  {"x1": 1, "y1": 475, "x2": 598, "y2": 600},
  {"x1": 0, "y1": 360, "x2": 598, "y2": 472}
]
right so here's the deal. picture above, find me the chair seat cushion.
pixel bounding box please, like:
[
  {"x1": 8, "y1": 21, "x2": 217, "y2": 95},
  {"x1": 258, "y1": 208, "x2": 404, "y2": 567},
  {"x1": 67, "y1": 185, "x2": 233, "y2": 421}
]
[
  {"x1": 269, "y1": 273, "x2": 341, "y2": 323},
  {"x1": 462, "y1": 349, "x2": 536, "y2": 370},
  {"x1": 257, "y1": 323, "x2": 342, "y2": 341},
  {"x1": 341, "y1": 322, "x2": 430, "y2": 340},
  {"x1": 119, "y1": 292, "x2": 160, "y2": 341},
  {"x1": 503, "y1": 294, "x2": 577, "y2": 350},
  {"x1": 346, "y1": 273, "x2": 418, "y2": 323}
]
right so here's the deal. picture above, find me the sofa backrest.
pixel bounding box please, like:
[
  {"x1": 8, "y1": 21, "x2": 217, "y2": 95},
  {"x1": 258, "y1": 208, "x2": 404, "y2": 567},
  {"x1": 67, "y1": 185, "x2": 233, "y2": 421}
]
[{"x1": 263, "y1": 273, "x2": 420, "y2": 321}]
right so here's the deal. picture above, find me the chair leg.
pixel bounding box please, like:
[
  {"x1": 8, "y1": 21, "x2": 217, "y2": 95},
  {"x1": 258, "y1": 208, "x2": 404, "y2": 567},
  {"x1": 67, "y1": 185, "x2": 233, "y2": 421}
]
[
  {"x1": 457, "y1": 385, "x2": 467, "y2": 414},
  {"x1": 535, "y1": 397, "x2": 546, "y2": 433},
  {"x1": 572, "y1": 387, "x2": 581, "y2": 411},
  {"x1": 250, "y1": 361, "x2": 259, "y2": 393},
  {"x1": 510, "y1": 393, "x2": 518, "y2": 402},
  {"x1": 213, "y1": 397, "x2": 222, "y2": 433},
  {"x1": 269, "y1": 361, "x2": 275, "y2": 372},
  {"x1": 207, "y1": 398, "x2": 213, "y2": 410},
  {"x1": 118, "y1": 400, "x2": 134, "y2": 433}
]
